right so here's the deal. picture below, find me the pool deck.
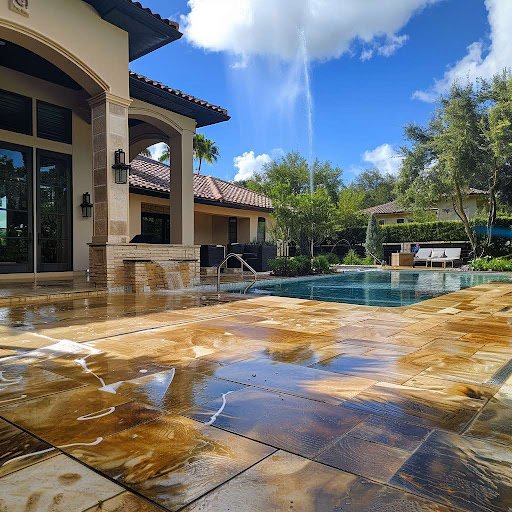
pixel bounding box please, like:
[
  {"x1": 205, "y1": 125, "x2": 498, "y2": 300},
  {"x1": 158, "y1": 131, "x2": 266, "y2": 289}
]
[{"x1": 0, "y1": 284, "x2": 511, "y2": 511}]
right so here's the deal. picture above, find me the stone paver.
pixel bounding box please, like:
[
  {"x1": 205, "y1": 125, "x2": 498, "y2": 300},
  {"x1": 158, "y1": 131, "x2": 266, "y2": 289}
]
[{"x1": 0, "y1": 284, "x2": 511, "y2": 511}]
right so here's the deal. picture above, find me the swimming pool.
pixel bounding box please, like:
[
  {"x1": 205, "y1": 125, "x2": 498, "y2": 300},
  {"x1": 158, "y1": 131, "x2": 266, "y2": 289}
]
[{"x1": 248, "y1": 270, "x2": 512, "y2": 307}]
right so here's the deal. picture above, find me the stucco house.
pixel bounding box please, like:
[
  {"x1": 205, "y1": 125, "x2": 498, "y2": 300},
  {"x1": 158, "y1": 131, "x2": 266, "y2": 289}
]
[
  {"x1": 129, "y1": 156, "x2": 272, "y2": 246},
  {"x1": 0, "y1": 0, "x2": 248, "y2": 289},
  {"x1": 363, "y1": 189, "x2": 488, "y2": 225}
]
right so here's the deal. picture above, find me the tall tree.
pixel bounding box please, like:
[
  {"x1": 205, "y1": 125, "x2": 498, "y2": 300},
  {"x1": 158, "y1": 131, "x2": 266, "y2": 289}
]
[
  {"x1": 246, "y1": 151, "x2": 343, "y2": 202},
  {"x1": 155, "y1": 134, "x2": 220, "y2": 173},
  {"x1": 194, "y1": 133, "x2": 219, "y2": 174},
  {"x1": 365, "y1": 213, "x2": 384, "y2": 261},
  {"x1": 352, "y1": 169, "x2": 397, "y2": 208},
  {"x1": 337, "y1": 187, "x2": 367, "y2": 229},
  {"x1": 397, "y1": 82, "x2": 484, "y2": 255},
  {"x1": 139, "y1": 148, "x2": 152, "y2": 158}
]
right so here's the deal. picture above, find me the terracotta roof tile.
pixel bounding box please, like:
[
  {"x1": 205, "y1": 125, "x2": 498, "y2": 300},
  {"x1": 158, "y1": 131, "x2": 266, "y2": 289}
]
[
  {"x1": 129, "y1": 72, "x2": 229, "y2": 117},
  {"x1": 362, "y1": 201, "x2": 407, "y2": 215},
  {"x1": 128, "y1": 1, "x2": 180, "y2": 30},
  {"x1": 130, "y1": 156, "x2": 273, "y2": 211}
]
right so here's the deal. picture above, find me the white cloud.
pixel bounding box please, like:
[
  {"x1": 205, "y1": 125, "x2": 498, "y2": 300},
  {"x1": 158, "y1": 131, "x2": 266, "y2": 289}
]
[
  {"x1": 233, "y1": 150, "x2": 273, "y2": 181},
  {"x1": 181, "y1": 0, "x2": 438, "y2": 62},
  {"x1": 147, "y1": 142, "x2": 169, "y2": 162},
  {"x1": 363, "y1": 144, "x2": 404, "y2": 175},
  {"x1": 414, "y1": 0, "x2": 512, "y2": 101}
]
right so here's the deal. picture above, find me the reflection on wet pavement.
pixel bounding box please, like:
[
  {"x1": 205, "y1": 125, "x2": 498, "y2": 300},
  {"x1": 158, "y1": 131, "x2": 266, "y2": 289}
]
[{"x1": 0, "y1": 284, "x2": 511, "y2": 511}]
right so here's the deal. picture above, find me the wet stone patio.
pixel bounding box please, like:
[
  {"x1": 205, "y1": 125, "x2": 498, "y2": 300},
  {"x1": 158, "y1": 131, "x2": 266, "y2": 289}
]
[{"x1": 0, "y1": 285, "x2": 511, "y2": 511}]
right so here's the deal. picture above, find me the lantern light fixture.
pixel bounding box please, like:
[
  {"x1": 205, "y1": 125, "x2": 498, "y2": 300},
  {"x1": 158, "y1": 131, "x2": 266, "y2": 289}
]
[
  {"x1": 112, "y1": 149, "x2": 130, "y2": 184},
  {"x1": 80, "y1": 192, "x2": 93, "y2": 218}
]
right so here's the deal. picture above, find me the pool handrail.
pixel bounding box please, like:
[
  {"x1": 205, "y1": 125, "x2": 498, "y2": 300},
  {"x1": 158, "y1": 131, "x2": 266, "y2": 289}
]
[{"x1": 217, "y1": 253, "x2": 257, "y2": 294}]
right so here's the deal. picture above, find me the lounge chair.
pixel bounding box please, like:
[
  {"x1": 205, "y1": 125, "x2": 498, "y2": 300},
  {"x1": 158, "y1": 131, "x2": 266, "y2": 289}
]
[
  {"x1": 443, "y1": 248, "x2": 462, "y2": 268},
  {"x1": 413, "y1": 248, "x2": 432, "y2": 266}
]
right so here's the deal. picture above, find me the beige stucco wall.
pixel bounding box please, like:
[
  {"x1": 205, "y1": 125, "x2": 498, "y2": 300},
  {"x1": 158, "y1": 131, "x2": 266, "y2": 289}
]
[
  {"x1": 436, "y1": 196, "x2": 482, "y2": 221},
  {"x1": 129, "y1": 193, "x2": 272, "y2": 245},
  {"x1": 0, "y1": 66, "x2": 93, "y2": 271},
  {"x1": 375, "y1": 213, "x2": 411, "y2": 225},
  {"x1": 0, "y1": 0, "x2": 129, "y2": 97}
]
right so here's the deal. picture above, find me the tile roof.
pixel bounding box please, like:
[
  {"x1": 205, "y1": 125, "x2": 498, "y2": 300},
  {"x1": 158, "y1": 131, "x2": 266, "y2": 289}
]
[
  {"x1": 129, "y1": 72, "x2": 229, "y2": 117},
  {"x1": 362, "y1": 201, "x2": 407, "y2": 215},
  {"x1": 130, "y1": 156, "x2": 273, "y2": 211},
  {"x1": 128, "y1": 1, "x2": 180, "y2": 30}
]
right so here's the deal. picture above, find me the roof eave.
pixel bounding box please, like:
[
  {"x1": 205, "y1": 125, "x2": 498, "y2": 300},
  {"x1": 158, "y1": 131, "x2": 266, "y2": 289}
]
[
  {"x1": 129, "y1": 76, "x2": 230, "y2": 127},
  {"x1": 83, "y1": 0, "x2": 182, "y2": 61}
]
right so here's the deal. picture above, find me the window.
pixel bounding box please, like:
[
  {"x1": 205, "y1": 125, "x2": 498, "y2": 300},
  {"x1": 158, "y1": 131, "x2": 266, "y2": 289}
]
[
  {"x1": 257, "y1": 217, "x2": 266, "y2": 243},
  {"x1": 397, "y1": 218, "x2": 405, "y2": 224},
  {"x1": 228, "y1": 217, "x2": 238, "y2": 244},
  {"x1": 141, "y1": 212, "x2": 170, "y2": 244},
  {"x1": 37, "y1": 101, "x2": 72, "y2": 144},
  {"x1": 0, "y1": 89, "x2": 32, "y2": 135}
]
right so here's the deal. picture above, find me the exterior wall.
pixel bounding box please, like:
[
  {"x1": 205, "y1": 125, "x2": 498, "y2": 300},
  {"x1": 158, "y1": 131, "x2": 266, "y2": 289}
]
[
  {"x1": 0, "y1": 66, "x2": 93, "y2": 271},
  {"x1": 89, "y1": 243, "x2": 199, "y2": 291},
  {"x1": 375, "y1": 213, "x2": 411, "y2": 225},
  {"x1": 0, "y1": 0, "x2": 129, "y2": 97},
  {"x1": 129, "y1": 192, "x2": 272, "y2": 245},
  {"x1": 437, "y1": 196, "x2": 482, "y2": 221}
]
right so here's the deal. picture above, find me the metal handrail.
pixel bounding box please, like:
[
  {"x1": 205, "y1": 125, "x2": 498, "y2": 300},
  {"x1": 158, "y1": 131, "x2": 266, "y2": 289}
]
[{"x1": 217, "y1": 253, "x2": 257, "y2": 294}]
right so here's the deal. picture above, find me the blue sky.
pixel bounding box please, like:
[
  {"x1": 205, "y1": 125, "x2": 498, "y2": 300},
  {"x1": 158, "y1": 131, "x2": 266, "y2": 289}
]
[{"x1": 131, "y1": 0, "x2": 500, "y2": 183}]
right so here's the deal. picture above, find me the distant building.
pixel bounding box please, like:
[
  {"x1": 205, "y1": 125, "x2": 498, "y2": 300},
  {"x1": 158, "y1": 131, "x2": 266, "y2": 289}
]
[{"x1": 363, "y1": 189, "x2": 488, "y2": 225}]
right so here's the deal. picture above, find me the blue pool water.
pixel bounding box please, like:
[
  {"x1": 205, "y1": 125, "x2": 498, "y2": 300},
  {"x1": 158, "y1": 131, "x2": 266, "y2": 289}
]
[{"x1": 248, "y1": 271, "x2": 511, "y2": 307}]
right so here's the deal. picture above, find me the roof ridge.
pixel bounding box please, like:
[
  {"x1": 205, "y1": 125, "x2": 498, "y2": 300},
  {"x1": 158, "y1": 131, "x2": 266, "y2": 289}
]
[
  {"x1": 206, "y1": 175, "x2": 223, "y2": 201},
  {"x1": 128, "y1": 1, "x2": 180, "y2": 30}
]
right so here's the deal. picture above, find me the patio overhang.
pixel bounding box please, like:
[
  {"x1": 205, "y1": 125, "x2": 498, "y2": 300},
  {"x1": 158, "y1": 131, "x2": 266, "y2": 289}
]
[
  {"x1": 129, "y1": 73, "x2": 230, "y2": 128},
  {"x1": 83, "y1": 0, "x2": 182, "y2": 61}
]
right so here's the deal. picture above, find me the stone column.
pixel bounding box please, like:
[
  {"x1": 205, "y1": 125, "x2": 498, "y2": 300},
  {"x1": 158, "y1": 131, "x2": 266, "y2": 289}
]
[
  {"x1": 88, "y1": 92, "x2": 131, "y2": 288},
  {"x1": 169, "y1": 129, "x2": 195, "y2": 246}
]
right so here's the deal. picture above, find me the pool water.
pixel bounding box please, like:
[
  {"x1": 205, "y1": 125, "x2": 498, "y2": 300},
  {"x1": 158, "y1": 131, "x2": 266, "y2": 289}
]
[{"x1": 248, "y1": 271, "x2": 512, "y2": 307}]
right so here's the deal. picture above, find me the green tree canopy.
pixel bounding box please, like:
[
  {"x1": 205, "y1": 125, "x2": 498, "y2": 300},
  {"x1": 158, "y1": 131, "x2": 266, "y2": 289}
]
[
  {"x1": 396, "y1": 75, "x2": 512, "y2": 255},
  {"x1": 245, "y1": 151, "x2": 343, "y2": 203},
  {"x1": 352, "y1": 169, "x2": 397, "y2": 208}
]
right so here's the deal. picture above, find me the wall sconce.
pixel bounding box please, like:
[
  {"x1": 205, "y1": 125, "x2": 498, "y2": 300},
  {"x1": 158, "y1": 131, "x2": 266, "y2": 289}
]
[
  {"x1": 112, "y1": 149, "x2": 130, "y2": 184},
  {"x1": 80, "y1": 192, "x2": 93, "y2": 218}
]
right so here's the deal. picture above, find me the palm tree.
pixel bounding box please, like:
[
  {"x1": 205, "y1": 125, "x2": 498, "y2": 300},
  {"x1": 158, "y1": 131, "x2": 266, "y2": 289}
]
[
  {"x1": 158, "y1": 145, "x2": 170, "y2": 164},
  {"x1": 154, "y1": 135, "x2": 219, "y2": 172},
  {"x1": 193, "y1": 134, "x2": 219, "y2": 174}
]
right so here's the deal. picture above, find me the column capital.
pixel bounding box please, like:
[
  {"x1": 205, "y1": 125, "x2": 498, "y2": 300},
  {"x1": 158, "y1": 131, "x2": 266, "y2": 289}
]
[{"x1": 88, "y1": 92, "x2": 132, "y2": 109}]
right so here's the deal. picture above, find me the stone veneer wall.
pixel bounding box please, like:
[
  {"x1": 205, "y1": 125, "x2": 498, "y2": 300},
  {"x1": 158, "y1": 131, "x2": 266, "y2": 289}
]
[{"x1": 89, "y1": 243, "x2": 200, "y2": 291}]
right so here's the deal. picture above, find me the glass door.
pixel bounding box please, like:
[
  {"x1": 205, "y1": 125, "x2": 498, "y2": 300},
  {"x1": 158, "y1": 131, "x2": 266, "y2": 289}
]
[
  {"x1": 0, "y1": 142, "x2": 33, "y2": 273},
  {"x1": 36, "y1": 150, "x2": 72, "y2": 272}
]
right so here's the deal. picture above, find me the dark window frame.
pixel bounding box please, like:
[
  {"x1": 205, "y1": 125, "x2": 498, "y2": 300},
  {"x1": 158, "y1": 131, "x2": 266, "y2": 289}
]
[
  {"x1": 0, "y1": 89, "x2": 33, "y2": 136},
  {"x1": 37, "y1": 100, "x2": 72, "y2": 144},
  {"x1": 257, "y1": 216, "x2": 266, "y2": 243},
  {"x1": 228, "y1": 216, "x2": 238, "y2": 244},
  {"x1": 0, "y1": 140, "x2": 34, "y2": 273},
  {"x1": 141, "y1": 212, "x2": 170, "y2": 244}
]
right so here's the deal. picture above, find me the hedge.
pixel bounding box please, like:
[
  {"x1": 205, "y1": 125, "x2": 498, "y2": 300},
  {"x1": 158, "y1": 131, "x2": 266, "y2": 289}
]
[{"x1": 335, "y1": 217, "x2": 512, "y2": 246}]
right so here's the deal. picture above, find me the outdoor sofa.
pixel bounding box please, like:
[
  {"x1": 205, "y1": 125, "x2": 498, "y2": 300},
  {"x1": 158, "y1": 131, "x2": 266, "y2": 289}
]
[{"x1": 414, "y1": 248, "x2": 462, "y2": 268}]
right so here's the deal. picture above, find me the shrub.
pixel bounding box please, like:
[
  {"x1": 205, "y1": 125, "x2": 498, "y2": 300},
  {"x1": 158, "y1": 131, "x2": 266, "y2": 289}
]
[
  {"x1": 312, "y1": 255, "x2": 330, "y2": 274},
  {"x1": 365, "y1": 214, "x2": 384, "y2": 260},
  {"x1": 269, "y1": 256, "x2": 312, "y2": 276},
  {"x1": 381, "y1": 221, "x2": 467, "y2": 244},
  {"x1": 342, "y1": 249, "x2": 363, "y2": 265},
  {"x1": 470, "y1": 257, "x2": 512, "y2": 272},
  {"x1": 321, "y1": 252, "x2": 340, "y2": 265},
  {"x1": 294, "y1": 255, "x2": 312, "y2": 275}
]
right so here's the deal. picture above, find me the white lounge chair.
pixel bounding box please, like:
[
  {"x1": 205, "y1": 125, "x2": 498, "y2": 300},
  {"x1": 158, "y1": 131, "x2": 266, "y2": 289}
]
[
  {"x1": 443, "y1": 248, "x2": 462, "y2": 267},
  {"x1": 413, "y1": 248, "x2": 432, "y2": 266}
]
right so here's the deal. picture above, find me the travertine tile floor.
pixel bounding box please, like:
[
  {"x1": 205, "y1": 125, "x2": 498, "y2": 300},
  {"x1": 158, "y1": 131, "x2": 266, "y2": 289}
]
[{"x1": 0, "y1": 285, "x2": 511, "y2": 511}]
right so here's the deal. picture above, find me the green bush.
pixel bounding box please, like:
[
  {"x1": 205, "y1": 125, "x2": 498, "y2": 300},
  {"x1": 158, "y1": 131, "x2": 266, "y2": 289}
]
[
  {"x1": 381, "y1": 221, "x2": 468, "y2": 243},
  {"x1": 342, "y1": 249, "x2": 363, "y2": 265},
  {"x1": 268, "y1": 256, "x2": 312, "y2": 276},
  {"x1": 470, "y1": 257, "x2": 512, "y2": 272},
  {"x1": 312, "y1": 255, "x2": 330, "y2": 274},
  {"x1": 294, "y1": 255, "x2": 312, "y2": 275},
  {"x1": 320, "y1": 252, "x2": 340, "y2": 265}
]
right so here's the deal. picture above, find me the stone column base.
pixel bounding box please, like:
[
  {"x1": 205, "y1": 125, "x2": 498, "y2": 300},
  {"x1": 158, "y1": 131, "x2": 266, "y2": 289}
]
[{"x1": 88, "y1": 243, "x2": 200, "y2": 292}]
